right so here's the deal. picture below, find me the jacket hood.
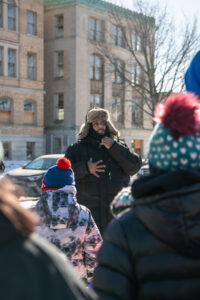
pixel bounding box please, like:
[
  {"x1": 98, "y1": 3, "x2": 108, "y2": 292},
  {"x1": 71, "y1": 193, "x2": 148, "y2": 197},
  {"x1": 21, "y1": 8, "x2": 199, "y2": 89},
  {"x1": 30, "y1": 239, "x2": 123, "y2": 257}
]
[
  {"x1": 36, "y1": 185, "x2": 78, "y2": 229},
  {"x1": 185, "y1": 50, "x2": 200, "y2": 96},
  {"x1": 132, "y1": 170, "x2": 200, "y2": 258}
]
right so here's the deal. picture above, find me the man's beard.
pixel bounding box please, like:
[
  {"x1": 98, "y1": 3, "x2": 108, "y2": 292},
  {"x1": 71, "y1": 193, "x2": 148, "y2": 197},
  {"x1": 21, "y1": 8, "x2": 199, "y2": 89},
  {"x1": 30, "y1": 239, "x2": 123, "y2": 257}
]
[{"x1": 89, "y1": 124, "x2": 110, "y2": 141}]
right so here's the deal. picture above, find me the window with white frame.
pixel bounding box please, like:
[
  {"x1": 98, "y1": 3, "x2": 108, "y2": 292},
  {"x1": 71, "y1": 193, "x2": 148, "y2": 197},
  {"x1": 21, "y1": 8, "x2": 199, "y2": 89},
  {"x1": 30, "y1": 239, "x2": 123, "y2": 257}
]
[
  {"x1": 27, "y1": 11, "x2": 36, "y2": 35},
  {"x1": 0, "y1": 0, "x2": 18, "y2": 31},
  {"x1": 90, "y1": 54, "x2": 103, "y2": 80},
  {"x1": 112, "y1": 97, "x2": 123, "y2": 123},
  {"x1": 26, "y1": 142, "x2": 35, "y2": 159},
  {"x1": 24, "y1": 99, "x2": 35, "y2": 124},
  {"x1": 89, "y1": 18, "x2": 102, "y2": 42},
  {"x1": 112, "y1": 59, "x2": 124, "y2": 84},
  {"x1": 7, "y1": 0, "x2": 16, "y2": 31},
  {"x1": 55, "y1": 15, "x2": 63, "y2": 38},
  {"x1": 0, "y1": 0, "x2": 3, "y2": 28},
  {"x1": 132, "y1": 63, "x2": 141, "y2": 85},
  {"x1": 0, "y1": 44, "x2": 18, "y2": 77},
  {"x1": 132, "y1": 32, "x2": 142, "y2": 51},
  {"x1": 112, "y1": 25, "x2": 124, "y2": 47},
  {"x1": 8, "y1": 48, "x2": 16, "y2": 77},
  {"x1": 0, "y1": 47, "x2": 3, "y2": 76},
  {"x1": 90, "y1": 94, "x2": 102, "y2": 109},
  {"x1": 27, "y1": 52, "x2": 36, "y2": 80},
  {"x1": 55, "y1": 93, "x2": 64, "y2": 121},
  {"x1": 55, "y1": 51, "x2": 64, "y2": 78},
  {"x1": 0, "y1": 97, "x2": 11, "y2": 123}
]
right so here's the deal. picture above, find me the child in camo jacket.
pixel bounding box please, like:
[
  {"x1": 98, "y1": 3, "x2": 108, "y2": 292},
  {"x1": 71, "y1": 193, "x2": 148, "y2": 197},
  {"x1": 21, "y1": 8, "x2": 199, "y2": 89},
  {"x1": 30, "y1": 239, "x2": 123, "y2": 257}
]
[{"x1": 35, "y1": 157, "x2": 102, "y2": 284}]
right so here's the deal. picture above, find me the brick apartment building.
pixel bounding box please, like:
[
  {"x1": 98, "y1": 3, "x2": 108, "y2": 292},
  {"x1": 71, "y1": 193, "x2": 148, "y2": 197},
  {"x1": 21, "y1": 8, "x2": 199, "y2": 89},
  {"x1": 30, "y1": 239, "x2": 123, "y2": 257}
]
[
  {"x1": 44, "y1": 0, "x2": 153, "y2": 157},
  {"x1": 0, "y1": 0, "x2": 45, "y2": 160}
]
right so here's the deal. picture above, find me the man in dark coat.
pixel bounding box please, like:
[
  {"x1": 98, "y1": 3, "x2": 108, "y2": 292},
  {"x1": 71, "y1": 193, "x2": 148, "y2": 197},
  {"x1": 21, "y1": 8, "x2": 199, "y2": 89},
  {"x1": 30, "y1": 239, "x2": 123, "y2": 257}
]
[
  {"x1": 93, "y1": 93, "x2": 200, "y2": 299},
  {"x1": 65, "y1": 108, "x2": 141, "y2": 233}
]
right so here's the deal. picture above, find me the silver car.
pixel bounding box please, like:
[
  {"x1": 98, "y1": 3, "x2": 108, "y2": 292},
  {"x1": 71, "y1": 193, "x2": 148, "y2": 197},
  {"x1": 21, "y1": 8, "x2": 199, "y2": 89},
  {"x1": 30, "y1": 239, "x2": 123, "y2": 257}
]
[{"x1": 5, "y1": 154, "x2": 64, "y2": 197}]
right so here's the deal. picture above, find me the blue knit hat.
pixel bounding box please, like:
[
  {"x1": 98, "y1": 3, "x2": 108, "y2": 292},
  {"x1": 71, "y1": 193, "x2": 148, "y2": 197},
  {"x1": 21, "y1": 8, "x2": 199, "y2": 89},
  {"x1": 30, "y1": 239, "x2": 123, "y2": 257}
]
[
  {"x1": 148, "y1": 93, "x2": 200, "y2": 172},
  {"x1": 185, "y1": 50, "x2": 200, "y2": 96},
  {"x1": 43, "y1": 157, "x2": 75, "y2": 188}
]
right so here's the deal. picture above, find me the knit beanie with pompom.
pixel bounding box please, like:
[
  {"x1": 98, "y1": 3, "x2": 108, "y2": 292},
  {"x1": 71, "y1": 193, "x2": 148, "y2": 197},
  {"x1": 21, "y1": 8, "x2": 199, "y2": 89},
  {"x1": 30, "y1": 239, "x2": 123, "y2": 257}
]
[
  {"x1": 148, "y1": 92, "x2": 200, "y2": 172},
  {"x1": 43, "y1": 157, "x2": 75, "y2": 188}
]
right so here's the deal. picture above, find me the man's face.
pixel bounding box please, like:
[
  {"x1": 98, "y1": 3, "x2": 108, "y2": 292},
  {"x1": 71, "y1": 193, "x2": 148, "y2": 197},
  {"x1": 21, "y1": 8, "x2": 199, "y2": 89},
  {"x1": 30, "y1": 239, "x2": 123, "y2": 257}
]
[{"x1": 92, "y1": 119, "x2": 106, "y2": 135}]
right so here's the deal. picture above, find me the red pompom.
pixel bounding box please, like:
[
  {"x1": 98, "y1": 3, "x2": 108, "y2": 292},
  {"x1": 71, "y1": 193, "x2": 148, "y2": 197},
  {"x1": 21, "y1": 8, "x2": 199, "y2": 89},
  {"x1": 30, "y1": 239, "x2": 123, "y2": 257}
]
[
  {"x1": 154, "y1": 93, "x2": 200, "y2": 138},
  {"x1": 57, "y1": 157, "x2": 71, "y2": 170}
]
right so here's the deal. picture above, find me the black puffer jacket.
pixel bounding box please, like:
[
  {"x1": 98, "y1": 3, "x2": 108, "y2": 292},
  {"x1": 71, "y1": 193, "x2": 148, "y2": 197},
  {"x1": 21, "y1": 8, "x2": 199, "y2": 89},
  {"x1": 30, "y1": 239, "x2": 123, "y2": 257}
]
[
  {"x1": 93, "y1": 169, "x2": 200, "y2": 299},
  {"x1": 65, "y1": 135, "x2": 141, "y2": 233},
  {"x1": 0, "y1": 213, "x2": 96, "y2": 300}
]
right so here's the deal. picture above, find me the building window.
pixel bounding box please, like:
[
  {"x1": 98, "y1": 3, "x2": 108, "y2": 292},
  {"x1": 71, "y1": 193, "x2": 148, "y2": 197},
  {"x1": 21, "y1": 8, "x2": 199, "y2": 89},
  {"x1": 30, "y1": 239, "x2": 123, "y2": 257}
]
[
  {"x1": 55, "y1": 51, "x2": 64, "y2": 78},
  {"x1": 90, "y1": 94, "x2": 102, "y2": 109},
  {"x1": 132, "y1": 64, "x2": 141, "y2": 85},
  {"x1": 0, "y1": 47, "x2": 3, "y2": 76},
  {"x1": 7, "y1": 0, "x2": 16, "y2": 31},
  {"x1": 24, "y1": 100, "x2": 35, "y2": 124},
  {"x1": 27, "y1": 53, "x2": 36, "y2": 80},
  {"x1": 8, "y1": 48, "x2": 16, "y2": 77},
  {"x1": 26, "y1": 142, "x2": 35, "y2": 159},
  {"x1": 132, "y1": 101, "x2": 143, "y2": 125},
  {"x1": 132, "y1": 32, "x2": 142, "y2": 51},
  {"x1": 112, "y1": 97, "x2": 123, "y2": 123},
  {"x1": 112, "y1": 25, "x2": 124, "y2": 47},
  {"x1": 55, "y1": 15, "x2": 63, "y2": 38},
  {"x1": 2, "y1": 142, "x2": 11, "y2": 159},
  {"x1": 112, "y1": 59, "x2": 124, "y2": 84},
  {"x1": 0, "y1": 97, "x2": 11, "y2": 123},
  {"x1": 90, "y1": 54, "x2": 103, "y2": 80},
  {"x1": 27, "y1": 11, "x2": 36, "y2": 35},
  {"x1": 54, "y1": 93, "x2": 64, "y2": 121},
  {"x1": 89, "y1": 17, "x2": 102, "y2": 42},
  {"x1": 0, "y1": 0, "x2": 3, "y2": 28}
]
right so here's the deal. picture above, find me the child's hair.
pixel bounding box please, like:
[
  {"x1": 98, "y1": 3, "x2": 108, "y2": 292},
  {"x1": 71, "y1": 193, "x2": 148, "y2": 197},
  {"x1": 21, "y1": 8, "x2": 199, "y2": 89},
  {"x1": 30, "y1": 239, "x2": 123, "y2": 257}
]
[{"x1": 0, "y1": 178, "x2": 39, "y2": 235}]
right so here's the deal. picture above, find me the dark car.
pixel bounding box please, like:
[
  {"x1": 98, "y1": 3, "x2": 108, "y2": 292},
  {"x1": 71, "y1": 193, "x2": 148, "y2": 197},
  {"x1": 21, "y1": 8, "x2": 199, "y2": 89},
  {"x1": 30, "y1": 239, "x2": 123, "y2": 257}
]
[{"x1": 5, "y1": 154, "x2": 64, "y2": 197}]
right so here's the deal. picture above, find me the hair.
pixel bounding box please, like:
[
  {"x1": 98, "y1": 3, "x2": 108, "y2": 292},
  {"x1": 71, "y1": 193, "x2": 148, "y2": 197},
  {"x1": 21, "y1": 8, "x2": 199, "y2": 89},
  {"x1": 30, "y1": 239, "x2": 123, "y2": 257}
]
[{"x1": 0, "y1": 178, "x2": 39, "y2": 235}]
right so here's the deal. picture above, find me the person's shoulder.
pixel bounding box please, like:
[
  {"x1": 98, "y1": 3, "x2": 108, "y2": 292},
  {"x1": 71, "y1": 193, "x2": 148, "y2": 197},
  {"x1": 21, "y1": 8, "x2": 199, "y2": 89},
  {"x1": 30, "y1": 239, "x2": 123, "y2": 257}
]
[
  {"x1": 77, "y1": 204, "x2": 91, "y2": 218},
  {"x1": 28, "y1": 234, "x2": 96, "y2": 299}
]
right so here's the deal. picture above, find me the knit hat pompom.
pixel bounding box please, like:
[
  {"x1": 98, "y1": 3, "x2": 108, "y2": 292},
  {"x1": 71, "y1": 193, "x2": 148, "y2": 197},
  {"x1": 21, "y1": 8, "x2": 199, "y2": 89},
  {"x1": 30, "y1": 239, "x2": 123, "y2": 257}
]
[
  {"x1": 43, "y1": 157, "x2": 75, "y2": 189},
  {"x1": 148, "y1": 92, "x2": 200, "y2": 172},
  {"x1": 154, "y1": 93, "x2": 200, "y2": 138},
  {"x1": 56, "y1": 157, "x2": 71, "y2": 170}
]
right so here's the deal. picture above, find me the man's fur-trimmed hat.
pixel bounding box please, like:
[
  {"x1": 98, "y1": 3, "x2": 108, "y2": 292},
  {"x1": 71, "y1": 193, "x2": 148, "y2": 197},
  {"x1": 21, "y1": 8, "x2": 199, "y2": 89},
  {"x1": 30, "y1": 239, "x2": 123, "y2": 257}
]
[{"x1": 78, "y1": 108, "x2": 119, "y2": 140}]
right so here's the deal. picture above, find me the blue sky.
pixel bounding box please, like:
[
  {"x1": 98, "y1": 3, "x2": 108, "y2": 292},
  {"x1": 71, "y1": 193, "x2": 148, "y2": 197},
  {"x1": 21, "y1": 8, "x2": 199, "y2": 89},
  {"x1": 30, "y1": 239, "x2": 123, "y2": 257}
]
[{"x1": 108, "y1": 0, "x2": 200, "y2": 25}]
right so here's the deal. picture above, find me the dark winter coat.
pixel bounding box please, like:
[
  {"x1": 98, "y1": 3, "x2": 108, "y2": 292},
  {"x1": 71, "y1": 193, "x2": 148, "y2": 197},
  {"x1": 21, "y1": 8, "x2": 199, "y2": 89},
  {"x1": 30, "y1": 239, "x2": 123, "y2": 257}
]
[
  {"x1": 65, "y1": 135, "x2": 141, "y2": 233},
  {"x1": 93, "y1": 169, "x2": 200, "y2": 299},
  {"x1": 0, "y1": 213, "x2": 96, "y2": 300}
]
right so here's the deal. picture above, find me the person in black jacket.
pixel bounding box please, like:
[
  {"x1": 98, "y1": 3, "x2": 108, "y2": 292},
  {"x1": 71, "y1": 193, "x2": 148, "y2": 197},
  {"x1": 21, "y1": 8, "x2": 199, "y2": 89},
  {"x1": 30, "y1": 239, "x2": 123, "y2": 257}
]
[
  {"x1": 0, "y1": 178, "x2": 96, "y2": 300},
  {"x1": 93, "y1": 92, "x2": 200, "y2": 300},
  {"x1": 65, "y1": 108, "x2": 141, "y2": 234}
]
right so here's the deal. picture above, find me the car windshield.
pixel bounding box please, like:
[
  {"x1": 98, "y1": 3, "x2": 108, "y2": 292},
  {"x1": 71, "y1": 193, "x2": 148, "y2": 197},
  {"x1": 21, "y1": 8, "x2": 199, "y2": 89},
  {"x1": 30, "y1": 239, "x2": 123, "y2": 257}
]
[{"x1": 23, "y1": 158, "x2": 58, "y2": 170}]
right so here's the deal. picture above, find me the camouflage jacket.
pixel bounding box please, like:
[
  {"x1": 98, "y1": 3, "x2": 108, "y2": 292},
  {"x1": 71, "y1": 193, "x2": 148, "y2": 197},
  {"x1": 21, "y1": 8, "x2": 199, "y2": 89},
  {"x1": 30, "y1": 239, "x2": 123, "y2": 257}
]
[{"x1": 35, "y1": 186, "x2": 102, "y2": 283}]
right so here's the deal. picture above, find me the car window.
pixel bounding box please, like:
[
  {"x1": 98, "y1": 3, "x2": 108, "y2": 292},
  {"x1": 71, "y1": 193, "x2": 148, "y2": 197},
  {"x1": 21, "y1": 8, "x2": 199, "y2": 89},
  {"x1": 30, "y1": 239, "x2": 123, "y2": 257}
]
[{"x1": 24, "y1": 158, "x2": 58, "y2": 170}]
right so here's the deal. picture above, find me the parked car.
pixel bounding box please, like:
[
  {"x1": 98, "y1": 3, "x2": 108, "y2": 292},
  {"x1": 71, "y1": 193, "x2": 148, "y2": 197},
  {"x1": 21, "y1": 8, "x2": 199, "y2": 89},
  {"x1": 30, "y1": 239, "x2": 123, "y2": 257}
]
[{"x1": 5, "y1": 154, "x2": 64, "y2": 197}]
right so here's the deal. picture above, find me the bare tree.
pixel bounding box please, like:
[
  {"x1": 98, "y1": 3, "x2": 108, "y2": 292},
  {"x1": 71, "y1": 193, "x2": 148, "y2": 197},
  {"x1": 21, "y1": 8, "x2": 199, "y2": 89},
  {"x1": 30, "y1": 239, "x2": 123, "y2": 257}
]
[{"x1": 95, "y1": 0, "x2": 200, "y2": 119}]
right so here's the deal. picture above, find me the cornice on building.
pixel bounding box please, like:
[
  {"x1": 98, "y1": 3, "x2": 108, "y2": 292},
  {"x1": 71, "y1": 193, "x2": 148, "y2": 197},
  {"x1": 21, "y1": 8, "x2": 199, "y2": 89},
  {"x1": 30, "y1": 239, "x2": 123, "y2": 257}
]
[{"x1": 44, "y1": 0, "x2": 154, "y2": 25}]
